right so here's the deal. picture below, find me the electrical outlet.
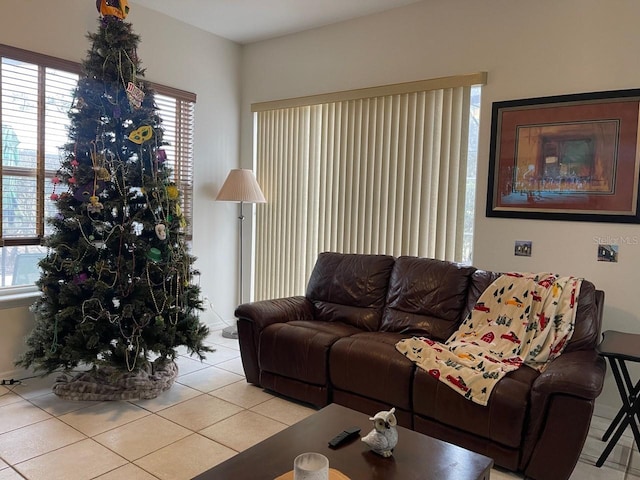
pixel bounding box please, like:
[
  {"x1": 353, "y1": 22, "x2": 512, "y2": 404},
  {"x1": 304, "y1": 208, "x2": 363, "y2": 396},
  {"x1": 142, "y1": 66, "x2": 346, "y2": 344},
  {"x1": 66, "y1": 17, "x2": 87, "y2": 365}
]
[{"x1": 202, "y1": 296, "x2": 214, "y2": 310}]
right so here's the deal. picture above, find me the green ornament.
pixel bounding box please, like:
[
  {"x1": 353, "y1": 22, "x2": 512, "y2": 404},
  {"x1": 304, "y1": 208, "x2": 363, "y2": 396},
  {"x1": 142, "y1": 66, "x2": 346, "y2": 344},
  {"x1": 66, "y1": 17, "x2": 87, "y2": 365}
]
[
  {"x1": 147, "y1": 247, "x2": 161, "y2": 262},
  {"x1": 155, "y1": 315, "x2": 164, "y2": 327}
]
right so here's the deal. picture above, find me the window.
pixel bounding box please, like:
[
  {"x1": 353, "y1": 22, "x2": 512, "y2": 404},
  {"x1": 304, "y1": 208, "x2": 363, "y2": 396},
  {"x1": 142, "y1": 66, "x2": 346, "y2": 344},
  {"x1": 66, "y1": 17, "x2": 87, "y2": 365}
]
[
  {"x1": 0, "y1": 44, "x2": 195, "y2": 288},
  {"x1": 151, "y1": 86, "x2": 197, "y2": 239},
  {"x1": 462, "y1": 85, "x2": 482, "y2": 264},
  {"x1": 252, "y1": 74, "x2": 485, "y2": 300}
]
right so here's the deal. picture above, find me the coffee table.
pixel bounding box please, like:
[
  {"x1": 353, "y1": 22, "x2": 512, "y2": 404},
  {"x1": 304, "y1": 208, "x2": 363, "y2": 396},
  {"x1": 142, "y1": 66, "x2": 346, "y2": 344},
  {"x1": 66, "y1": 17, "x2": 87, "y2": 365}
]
[{"x1": 193, "y1": 403, "x2": 493, "y2": 479}]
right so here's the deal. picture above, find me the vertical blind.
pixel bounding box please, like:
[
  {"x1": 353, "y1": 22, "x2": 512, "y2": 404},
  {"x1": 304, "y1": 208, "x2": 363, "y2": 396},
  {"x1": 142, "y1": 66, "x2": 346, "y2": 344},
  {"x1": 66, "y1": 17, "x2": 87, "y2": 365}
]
[{"x1": 252, "y1": 73, "x2": 487, "y2": 300}]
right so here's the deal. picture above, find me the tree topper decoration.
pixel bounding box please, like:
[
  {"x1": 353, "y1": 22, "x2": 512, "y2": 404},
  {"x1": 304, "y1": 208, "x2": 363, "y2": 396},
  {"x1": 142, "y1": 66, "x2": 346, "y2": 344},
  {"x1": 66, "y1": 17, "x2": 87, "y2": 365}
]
[{"x1": 96, "y1": 0, "x2": 130, "y2": 19}]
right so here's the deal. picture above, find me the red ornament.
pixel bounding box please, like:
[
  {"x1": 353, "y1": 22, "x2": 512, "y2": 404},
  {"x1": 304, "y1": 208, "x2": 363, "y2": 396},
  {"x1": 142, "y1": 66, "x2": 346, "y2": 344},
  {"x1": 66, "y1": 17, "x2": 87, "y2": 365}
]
[
  {"x1": 50, "y1": 193, "x2": 59, "y2": 201},
  {"x1": 52, "y1": 176, "x2": 61, "y2": 184},
  {"x1": 69, "y1": 177, "x2": 77, "y2": 184}
]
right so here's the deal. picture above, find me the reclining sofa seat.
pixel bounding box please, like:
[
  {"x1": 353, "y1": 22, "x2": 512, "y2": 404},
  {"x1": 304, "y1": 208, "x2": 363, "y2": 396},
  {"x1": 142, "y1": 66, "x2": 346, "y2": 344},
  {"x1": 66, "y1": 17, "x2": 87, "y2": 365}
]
[
  {"x1": 235, "y1": 252, "x2": 606, "y2": 480},
  {"x1": 247, "y1": 253, "x2": 395, "y2": 407}
]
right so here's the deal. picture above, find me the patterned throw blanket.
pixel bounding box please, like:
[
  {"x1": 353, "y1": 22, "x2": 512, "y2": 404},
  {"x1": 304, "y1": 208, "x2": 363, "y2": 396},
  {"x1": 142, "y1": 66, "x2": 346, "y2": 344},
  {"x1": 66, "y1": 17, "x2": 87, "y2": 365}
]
[{"x1": 395, "y1": 272, "x2": 582, "y2": 406}]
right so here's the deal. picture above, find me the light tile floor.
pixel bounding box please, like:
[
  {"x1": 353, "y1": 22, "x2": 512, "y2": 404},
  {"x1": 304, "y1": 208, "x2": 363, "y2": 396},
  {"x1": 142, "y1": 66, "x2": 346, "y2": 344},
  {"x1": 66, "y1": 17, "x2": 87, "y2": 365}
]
[{"x1": 0, "y1": 324, "x2": 638, "y2": 480}]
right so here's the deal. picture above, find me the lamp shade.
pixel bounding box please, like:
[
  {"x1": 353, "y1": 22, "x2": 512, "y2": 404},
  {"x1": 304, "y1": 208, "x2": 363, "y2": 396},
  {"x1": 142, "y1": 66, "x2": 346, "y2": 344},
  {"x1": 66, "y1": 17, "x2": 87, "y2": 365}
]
[{"x1": 215, "y1": 169, "x2": 266, "y2": 203}]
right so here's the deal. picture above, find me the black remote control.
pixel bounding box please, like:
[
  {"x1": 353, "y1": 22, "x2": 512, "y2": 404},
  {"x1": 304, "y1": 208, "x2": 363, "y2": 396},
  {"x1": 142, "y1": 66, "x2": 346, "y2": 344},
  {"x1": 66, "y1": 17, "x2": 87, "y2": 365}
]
[{"x1": 328, "y1": 426, "x2": 361, "y2": 448}]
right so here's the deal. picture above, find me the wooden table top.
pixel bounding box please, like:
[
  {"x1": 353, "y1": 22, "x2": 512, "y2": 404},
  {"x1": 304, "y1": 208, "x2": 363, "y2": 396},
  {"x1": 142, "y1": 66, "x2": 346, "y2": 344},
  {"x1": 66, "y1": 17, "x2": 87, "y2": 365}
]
[{"x1": 193, "y1": 403, "x2": 493, "y2": 480}]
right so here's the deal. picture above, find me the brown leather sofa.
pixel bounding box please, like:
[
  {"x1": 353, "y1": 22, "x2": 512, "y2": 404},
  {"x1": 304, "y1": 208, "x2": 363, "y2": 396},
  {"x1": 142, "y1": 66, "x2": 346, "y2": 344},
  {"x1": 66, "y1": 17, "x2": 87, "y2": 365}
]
[{"x1": 236, "y1": 252, "x2": 606, "y2": 480}]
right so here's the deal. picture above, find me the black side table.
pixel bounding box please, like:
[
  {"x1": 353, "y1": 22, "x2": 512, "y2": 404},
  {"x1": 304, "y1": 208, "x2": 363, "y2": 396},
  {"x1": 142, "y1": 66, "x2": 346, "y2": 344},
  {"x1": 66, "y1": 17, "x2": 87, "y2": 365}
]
[{"x1": 596, "y1": 330, "x2": 640, "y2": 467}]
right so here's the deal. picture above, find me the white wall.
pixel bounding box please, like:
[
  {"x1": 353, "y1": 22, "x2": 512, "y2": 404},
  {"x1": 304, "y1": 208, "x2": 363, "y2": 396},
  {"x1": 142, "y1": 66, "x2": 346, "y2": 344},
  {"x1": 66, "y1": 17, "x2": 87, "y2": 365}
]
[
  {"x1": 0, "y1": 0, "x2": 241, "y2": 377},
  {"x1": 240, "y1": 0, "x2": 640, "y2": 415}
]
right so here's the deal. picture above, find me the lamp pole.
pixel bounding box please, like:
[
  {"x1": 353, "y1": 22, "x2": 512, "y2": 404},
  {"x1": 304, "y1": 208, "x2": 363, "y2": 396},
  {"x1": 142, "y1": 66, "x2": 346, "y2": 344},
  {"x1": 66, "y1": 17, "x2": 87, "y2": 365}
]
[
  {"x1": 216, "y1": 169, "x2": 266, "y2": 339},
  {"x1": 238, "y1": 200, "x2": 245, "y2": 306}
]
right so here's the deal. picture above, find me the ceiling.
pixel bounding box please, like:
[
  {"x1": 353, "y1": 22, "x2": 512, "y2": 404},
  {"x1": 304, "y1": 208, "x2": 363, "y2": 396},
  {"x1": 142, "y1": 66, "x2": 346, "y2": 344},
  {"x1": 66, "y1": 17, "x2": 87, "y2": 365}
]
[{"x1": 130, "y1": 0, "x2": 423, "y2": 45}]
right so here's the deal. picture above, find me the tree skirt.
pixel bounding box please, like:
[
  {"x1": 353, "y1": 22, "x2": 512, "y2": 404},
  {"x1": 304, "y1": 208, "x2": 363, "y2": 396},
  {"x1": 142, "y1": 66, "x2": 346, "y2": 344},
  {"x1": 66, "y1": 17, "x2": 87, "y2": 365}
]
[{"x1": 52, "y1": 359, "x2": 178, "y2": 401}]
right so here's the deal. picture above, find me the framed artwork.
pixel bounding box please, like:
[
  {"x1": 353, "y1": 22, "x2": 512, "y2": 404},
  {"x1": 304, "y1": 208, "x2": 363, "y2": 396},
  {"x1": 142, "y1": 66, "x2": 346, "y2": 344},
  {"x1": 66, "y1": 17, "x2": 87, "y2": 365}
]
[{"x1": 487, "y1": 88, "x2": 640, "y2": 223}]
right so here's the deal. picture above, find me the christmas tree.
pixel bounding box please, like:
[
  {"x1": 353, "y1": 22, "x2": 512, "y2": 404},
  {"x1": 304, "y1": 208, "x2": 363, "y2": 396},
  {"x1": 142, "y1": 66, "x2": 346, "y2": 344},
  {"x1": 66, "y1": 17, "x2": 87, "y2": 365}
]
[{"x1": 16, "y1": 1, "x2": 211, "y2": 400}]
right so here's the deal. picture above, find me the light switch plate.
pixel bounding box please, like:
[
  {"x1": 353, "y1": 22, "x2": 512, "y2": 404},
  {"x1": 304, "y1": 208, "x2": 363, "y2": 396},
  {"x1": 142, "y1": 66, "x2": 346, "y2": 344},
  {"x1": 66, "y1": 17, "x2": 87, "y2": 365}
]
[{"x1": 514, "y1": 240, "x2": 532, "y2": 257}]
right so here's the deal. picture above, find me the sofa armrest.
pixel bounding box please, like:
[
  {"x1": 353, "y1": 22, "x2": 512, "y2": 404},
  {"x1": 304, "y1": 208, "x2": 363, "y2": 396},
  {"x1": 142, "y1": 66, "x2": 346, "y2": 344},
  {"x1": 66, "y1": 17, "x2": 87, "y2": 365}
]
[
  {"x1": 521, "y1": 350, "x2": 606, "y2": 477},
  {"x1": 235, "y1": 296, "x2": 313, "y2": 385},
  {"x1": 532, "y1": 350, "x2": 606, "y2": 400},
  {"x1": 235, "y1": 296, "x2": 314, "y2": 330}
]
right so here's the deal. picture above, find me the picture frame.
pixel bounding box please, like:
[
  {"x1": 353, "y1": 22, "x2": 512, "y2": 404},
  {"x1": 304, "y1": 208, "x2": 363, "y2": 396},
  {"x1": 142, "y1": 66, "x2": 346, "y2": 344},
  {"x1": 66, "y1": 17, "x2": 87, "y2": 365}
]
[{"x1": 487, "y1": 88, "x2": 640, "y2": 223}]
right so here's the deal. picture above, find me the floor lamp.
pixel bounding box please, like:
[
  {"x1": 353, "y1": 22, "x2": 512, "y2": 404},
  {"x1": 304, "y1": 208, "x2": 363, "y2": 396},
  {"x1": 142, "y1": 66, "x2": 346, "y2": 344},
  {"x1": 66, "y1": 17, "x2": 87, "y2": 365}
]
[{"x1": 215, "y1": 169, "x2": 266, "y2": 339}]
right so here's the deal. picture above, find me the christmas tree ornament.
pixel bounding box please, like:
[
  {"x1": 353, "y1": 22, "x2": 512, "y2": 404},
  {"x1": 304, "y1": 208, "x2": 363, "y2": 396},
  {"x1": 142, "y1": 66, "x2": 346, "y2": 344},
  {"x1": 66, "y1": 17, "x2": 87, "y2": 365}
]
[
  {"x1": 147, "y1": 247, "x2": 162, "y2": 262},
  {"x1": 166, "y1": 184, "x2": 179, "y2": 200},
  {"x1": 96, "y1": 0, "x2": 129, "y2": 19},
  {"x1": 95, "y1": 166, "x2": 111, "y2": 181},
  {"x1": 87, "y1": 196, "x2": 104, "y2": 213},
  {"x1": 74, "y1": 183, "x2": 93, "y2": 202},
  {"x1": 87, "y1": 203, "x2": 103, "y2": 214},
  {"x1": 126, "y1": 81, "x2": 145, "y2": 109},
  {"x1": 175, "y1": 204, "x2": 187, "y2": 228},
  {"x1": 128, "y1": 125, "x2": 153, "y2": 144},
  {"x1": 155, "y1": 223, "x2": 167, "y2": 240},
  {"x1": 156, "y1": 149, "x2": 167, "y2": 163},
  {"x1": 51, "y1": 176, "x2": 60, "y2": 201}
]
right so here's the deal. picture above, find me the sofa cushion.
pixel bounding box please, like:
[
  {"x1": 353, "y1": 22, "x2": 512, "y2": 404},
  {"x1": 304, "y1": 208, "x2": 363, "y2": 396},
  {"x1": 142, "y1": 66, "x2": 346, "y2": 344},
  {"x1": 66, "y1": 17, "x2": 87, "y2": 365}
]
[
  {"x1": 306, "y1": 252, "x2": 395, "y2": 331},
  {"x1": 329, "y1": 332, "x2": 414, "y2": 410},
  {"x1": 413, "y1": 364, "x2": 538, "y2": 448},
  {"x1": 259, "y1": 320, "x2": 362, "y2": 385},
  {"x1": 380, "y1": 256, "x2": 476, "y2": 340}
]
